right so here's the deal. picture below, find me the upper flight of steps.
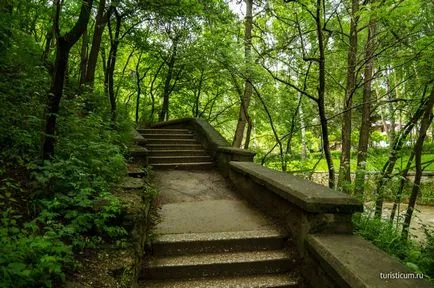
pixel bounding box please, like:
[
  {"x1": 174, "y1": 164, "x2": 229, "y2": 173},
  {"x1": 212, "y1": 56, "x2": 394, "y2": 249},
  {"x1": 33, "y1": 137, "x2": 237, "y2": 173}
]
[
  {"x1": 137, "y1": 128, "x2": 214, "y2": 169},
  {"x1": 140, "y1": 229, "x2": 301, "y2": 287}
]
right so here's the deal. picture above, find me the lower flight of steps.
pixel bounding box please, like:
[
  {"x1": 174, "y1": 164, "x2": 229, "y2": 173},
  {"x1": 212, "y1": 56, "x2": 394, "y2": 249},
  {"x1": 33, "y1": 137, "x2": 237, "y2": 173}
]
[
  {"x1": 140, "y1": 230, "x2": 301, "y2": 288},
  {"x1": 137, "y1": 128, "x2": 214, "y2": 169}
]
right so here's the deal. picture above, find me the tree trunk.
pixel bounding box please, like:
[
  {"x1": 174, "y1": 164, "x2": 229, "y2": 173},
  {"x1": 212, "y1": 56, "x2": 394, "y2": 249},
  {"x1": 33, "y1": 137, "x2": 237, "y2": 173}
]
[
  {"x1": 244, "y1": 118, "x2": 253, "y2": 149},
  {"x1": 79, "y1": 27, "x2": 88, "y2": 89},
  {"x1": 42, "y1": 39, "x2": 70, "y2": 160},
  {"x1": 41, "y1": 28, "x2": 53, "y2": 68},
  {"x1": 390, "y1": 151, "x2": 414, "y2": 222},
  {"x1": 387, "y1": 76, "x2": 396, "y2": 143},
  {"x1": 107, "y1": 7, "x2": 121, "y2": 123},
  {"x1": 232, "y1": 0, "x2": 253, "y2": 148},
  {"x1": 150, "y1": 62, "x2": 164, "y2": 122},
  {"x1": 316, "y1": 0, "x2": 335, "y2": 188},
  {"x1": 83, "y1": 0, "x2": 108, "y2": 87},
  {"x1": 193, "y1": 68, "x2": 205, "y2": 117},
  {"x1": 338, "y1": 0, "x2": 359, "y2": 193},
  {"x1": 402, "y1": 86, "x2": 434, "y2": 239},
  {"x1": 159, "y1": 40, "x2": 178, "y2": 122},
  {"x1": 299, "y1": 100, "x2": 307, "y2": 160},
  {"x1": 135, "y1": 52, "x2": 149, "y2": 124},
  {"x1": 136, "y1": 53, "x2": 142, "y2": 124},
  {"x1": 354, "y1": 16, "x2": 376, "y2": 197},
  {"x1": 41, "y1": 0, "x2": 94, "y2": 161},
  {"x1": 374, "y1": 86, "x2": 431, "y2": 217}
]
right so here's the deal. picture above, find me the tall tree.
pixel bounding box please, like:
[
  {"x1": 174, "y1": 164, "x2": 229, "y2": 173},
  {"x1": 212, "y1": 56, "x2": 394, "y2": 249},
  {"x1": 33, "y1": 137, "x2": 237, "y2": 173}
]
[
  {"x1": 338, "y1": 0, "x2": 359, "y2": 193},
  {"x1": 159, "y1": 35, "x2": 180, "y2": 122},
  {"x1": 232, "y1": 0, "x2": 253, "y2": 148},
  {"x1": 354, "y1": 6, "x2": 377, "y2": 197},
  {"x1": 82, "y1": 0, "x2": 109, "y2": 87},
  {"x1": 41, "y1": 0, "x2": 94, "y2": 160},
  {"x1": 402, "y1": 86, "x2": 434, "y2": 239}
]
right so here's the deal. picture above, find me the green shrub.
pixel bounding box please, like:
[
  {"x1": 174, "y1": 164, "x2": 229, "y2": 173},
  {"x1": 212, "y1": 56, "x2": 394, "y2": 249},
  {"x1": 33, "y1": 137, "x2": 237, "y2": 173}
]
[
  {"x1": 0, "y1": 210, "x2": 73, "y2": 288},
  {"x1": 353, "y1": 213, "x2": 433, "y2": 280}
]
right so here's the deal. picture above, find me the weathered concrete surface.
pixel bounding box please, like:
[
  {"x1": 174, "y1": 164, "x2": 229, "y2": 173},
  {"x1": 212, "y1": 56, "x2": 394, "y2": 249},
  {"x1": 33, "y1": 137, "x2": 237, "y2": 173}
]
[
  {"x1": 304, "y1": 234, "x2": 433, "y2": 288},
  {"x1": 153, "y1": 170, "x2": 239, "y2": 205},
  {"x1": 229, "y1": 161, "x2": 362, "y2": 213},
  {"x1": 153, "y1": 170, "x2": 278, "y2": 234},
  {"x1": 155, "y1": 200, "x2": 275, "y2": 235}
]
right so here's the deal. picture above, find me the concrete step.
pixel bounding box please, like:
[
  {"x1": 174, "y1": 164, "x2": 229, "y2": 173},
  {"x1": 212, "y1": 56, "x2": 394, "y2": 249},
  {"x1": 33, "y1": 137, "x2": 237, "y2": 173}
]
[
  {"x1": 142, "y1": 133, "x2": 195, "y2": 140},
  {"x1": 141, "y1": 273, "x2": 300, "y2": 287},
  {"x1": 147, "y1": 138, "x2": 199, "y2": 145},
  {"x1": 150, "y1": 162, "x2": 214, "y2": 170},
  {"x1": 153, "y1": 230, "x2": 287, "y2": 256},
  {"x1": 143, "y1": 250, "x2": 295, "y2": 279},
  {"x1": 127, "y1": 164, "x2": 146, "y2": 178},
  {"x1": 128, "y1": 168, "x2": 146, "y2": 178},
  {"x1": 149, "y1": 156, "x2": 212, "y2": 164},
  {"x1": 149, "y1": 149, "x2": 209, "y2": 157},
  {"x1": 138, "y1": 128, "x2": 191, "y2": 135},
  {"x1": 147, "y1": 144, "x2": 204, "y2": 151},
  {"x1": 128, "y1": 145, "x2": 148, "y2": 157}
]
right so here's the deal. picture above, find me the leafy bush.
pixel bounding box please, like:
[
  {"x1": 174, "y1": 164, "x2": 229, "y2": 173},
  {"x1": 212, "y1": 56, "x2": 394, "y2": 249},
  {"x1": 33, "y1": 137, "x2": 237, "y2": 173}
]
[
  {"x1": 353, "y1": 213, "x2": 433, "y2": 280},
  {"x1": 0, "y1": 72, "x2": 132, "y2": 286},
  {"x1": 0, "y1": 210, "x2": 73, "y2": 288}
]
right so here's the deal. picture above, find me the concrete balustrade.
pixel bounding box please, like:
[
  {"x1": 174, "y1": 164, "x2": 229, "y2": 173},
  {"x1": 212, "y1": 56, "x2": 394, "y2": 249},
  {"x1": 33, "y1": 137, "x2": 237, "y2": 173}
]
[{"x1": 144, "y1": 118, "x2": 433, "y2": 288}]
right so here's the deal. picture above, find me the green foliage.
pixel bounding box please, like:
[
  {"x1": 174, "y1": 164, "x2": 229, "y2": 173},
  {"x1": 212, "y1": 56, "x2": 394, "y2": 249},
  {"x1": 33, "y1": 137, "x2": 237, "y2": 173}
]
[
  {"x1": 353, "y1": 213, "x2": 433, "y2": 280},
  {"x1": 0, "y1": 210, "x2": 73, "y2": 288}
]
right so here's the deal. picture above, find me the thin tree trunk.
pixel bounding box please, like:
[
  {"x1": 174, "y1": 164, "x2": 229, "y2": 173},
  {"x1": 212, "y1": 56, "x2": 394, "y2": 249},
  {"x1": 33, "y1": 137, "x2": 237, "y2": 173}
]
[
  {"x1": 316, "y1": 0, "x2": 335, "y2": 188},
  {"x1": 374, "y1": 85, "x2": 431, "y2": 217},
  {"x1": 79, "y1": 27, "x2": 88, "y2": 89},
  {"x1": 41, "y1": 28, "x2": 53, "y2": 68},
  {"x1": 194, "y1": 68, "x2": 205, "y2": 117},
  {"x1": 83, "y1": 0, "x2": 108, "y2": 87},
  {"x1": 299, "y1": 100, "x2": 307, "y2": 160},
  {"x1": 136, "y1": 53, "x2": 143, "y2": 124},
  {"x1": 115, "y1": 49, "x2": 135, "y2": 99},
  {"x1": 402, "y1": 86, "x2": 434, "y2": 239},
  {"x1": 387, "y1": 76, "x2": 396, "y2": 143},
  {"x1": 101, "y1": 47, "x2": 108, "y2": 97},
  {"x1": 244, "y1": 118, "x2": 253, "y2": 149},
  {"x1": 232, "y1": 0, "x2": 253, "y2": 148},
  {"x1": 41, "y1": 0, "x2": 94, "y2": 161},
  {"x1": 338, "y1": 0, "x2": 359, "y2": 193},
  {"x1": 390, "y1": 151, "x2": 414, "y2": 222},
  {"x1": 251, "y1": 83, "x2": 285, "y2": 171},
  {"x1": 107, "y1": 7, "x2": 121, "y2": 123},
  {"x1": 150, "y1": 62, "x2": 164, "y2": 122},
  {"x1": 135, "y1": 53, "x2": 149, "y2": 124},
  {"x1": 354, "y1": 15, "x2": 377, "y2": 197},
  {"x1": 159, "y1": 40, "x2": 178, "y2": 122}
]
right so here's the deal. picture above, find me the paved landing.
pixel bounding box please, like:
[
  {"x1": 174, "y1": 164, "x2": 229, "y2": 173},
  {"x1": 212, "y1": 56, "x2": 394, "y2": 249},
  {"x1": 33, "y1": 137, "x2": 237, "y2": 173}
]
[{"x1": 153, "y1": 170, "x2": 278, "y2": 235}]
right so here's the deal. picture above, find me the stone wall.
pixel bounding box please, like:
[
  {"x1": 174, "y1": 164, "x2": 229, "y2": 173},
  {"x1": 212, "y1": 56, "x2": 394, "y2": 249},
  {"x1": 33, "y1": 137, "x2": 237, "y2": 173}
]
[{"x1": 227, "y1": 161, "x2": 433, "y2": 288}]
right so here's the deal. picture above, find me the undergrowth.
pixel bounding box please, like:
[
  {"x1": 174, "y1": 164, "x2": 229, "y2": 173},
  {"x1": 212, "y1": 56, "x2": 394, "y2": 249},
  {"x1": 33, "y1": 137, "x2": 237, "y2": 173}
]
[
  {"x1": 353, "y1": 212, "x2": 434, "y2": 281},
  {"x1": 0, "y1": 36, "x2": 134, "y2": 286}
]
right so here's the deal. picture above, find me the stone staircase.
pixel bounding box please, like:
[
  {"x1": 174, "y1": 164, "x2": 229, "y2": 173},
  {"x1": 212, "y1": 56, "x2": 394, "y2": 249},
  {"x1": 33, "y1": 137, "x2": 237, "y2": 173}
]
[
  {"x1": 137, "y1": 128, "x2": 214, "y2": 169},
  {"x1": 140, "y1": 230, "x2": 301, "y2": 287}
]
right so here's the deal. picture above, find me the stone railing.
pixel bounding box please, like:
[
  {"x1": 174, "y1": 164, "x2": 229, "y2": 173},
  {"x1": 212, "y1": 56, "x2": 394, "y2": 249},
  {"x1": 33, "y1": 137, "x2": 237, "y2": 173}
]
[
  {"x1": 150, "y1": 118, "x2": 256, "y2": 174},
  {"x1": 228, "y1": 161, "x2": 433, "y2": 288},
  {"x1": 148, "y1": 118, "x2": 433, "y2": 287}
]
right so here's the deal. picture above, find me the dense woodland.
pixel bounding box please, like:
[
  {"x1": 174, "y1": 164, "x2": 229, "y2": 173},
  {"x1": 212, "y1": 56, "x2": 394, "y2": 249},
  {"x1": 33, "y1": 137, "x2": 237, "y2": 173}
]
[{"x1": 0, "y1": 0, "x2": 433, "y2": 286}]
